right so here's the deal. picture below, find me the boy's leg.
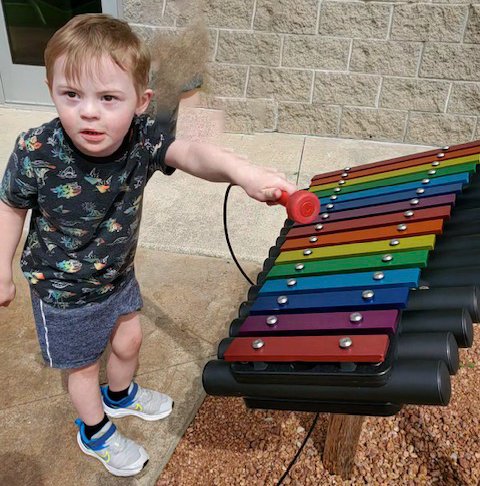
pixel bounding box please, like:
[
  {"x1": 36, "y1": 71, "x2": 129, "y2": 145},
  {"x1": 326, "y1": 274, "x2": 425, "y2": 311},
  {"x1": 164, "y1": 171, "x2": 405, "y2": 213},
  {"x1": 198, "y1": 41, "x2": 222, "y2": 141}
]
[
  {"x1": 68, "y1": 361, "x2": 104, "y2": 425},
  {"x1": 102, "y1": 311, "x2": 173, "y2": 421},
  {"x1": 107, "y1": 311, "x2": 142, "y2": 391},
  {"x1": 69, "y1": 350, "x2": 149, "y2": 477}
]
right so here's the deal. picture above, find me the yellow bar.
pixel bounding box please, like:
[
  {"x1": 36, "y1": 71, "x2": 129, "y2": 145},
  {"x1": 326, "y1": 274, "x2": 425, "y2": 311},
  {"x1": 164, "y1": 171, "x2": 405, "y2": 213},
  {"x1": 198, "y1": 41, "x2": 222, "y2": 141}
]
[
  {"x1": 275, "y1": 235, "x2": 436, "y2": 264},
  {"x1": 310, "y1": 154, "x2": 479, "y2": 192}
]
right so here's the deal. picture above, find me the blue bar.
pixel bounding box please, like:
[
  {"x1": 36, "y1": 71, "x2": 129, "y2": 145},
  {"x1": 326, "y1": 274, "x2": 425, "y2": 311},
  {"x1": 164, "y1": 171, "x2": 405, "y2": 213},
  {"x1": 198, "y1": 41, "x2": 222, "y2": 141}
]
[
  {"x1": 250, "y1": 287, "x2": 410, "y2": 314},
  {"x1": 324, "y1": 182, "x2": 464, "y2": 212},
  {"x1": 258, "y1": 268, "x2": 420, "y2": 295},
  {"x1": 320, "y1": 173, "x2": 469, "y2": 206}
]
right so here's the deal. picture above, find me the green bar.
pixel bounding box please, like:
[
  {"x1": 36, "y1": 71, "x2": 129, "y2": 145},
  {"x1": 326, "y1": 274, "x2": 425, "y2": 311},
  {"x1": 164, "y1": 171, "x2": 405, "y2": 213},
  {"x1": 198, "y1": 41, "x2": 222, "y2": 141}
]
[
  {"x1": 266, "y1": 249, "x2": 430, "y2": 279},
  {"x1": 311, "y1": 162, "x2": 477, "y2": 198},
  {"x1": 275, "y1": 234, "x2": 436, "y2": 264},
  {"x1": 311, "y1": 154, "x2": 479, "y2": 192}
]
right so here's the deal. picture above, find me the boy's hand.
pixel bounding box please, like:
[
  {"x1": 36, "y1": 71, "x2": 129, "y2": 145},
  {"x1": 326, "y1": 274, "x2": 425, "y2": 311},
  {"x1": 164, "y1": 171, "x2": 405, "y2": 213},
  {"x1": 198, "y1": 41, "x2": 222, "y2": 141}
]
[
  {"x1": 0, "y1": 279, "x2": 16, "y2": 307},
  {"x1": 236, "y1": 162, "x2": 297, "y2": 203}
]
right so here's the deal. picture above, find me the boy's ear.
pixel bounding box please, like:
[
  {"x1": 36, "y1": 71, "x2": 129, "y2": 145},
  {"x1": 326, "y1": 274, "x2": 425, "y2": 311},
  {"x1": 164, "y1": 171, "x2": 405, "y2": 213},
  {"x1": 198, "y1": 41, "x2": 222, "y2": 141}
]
[
  {"x1": 135, "y1": 89, "x2": 154, "y2": 115},
  {"x1": 45, "y1": 78, "x2": 52, "y2": 93}
]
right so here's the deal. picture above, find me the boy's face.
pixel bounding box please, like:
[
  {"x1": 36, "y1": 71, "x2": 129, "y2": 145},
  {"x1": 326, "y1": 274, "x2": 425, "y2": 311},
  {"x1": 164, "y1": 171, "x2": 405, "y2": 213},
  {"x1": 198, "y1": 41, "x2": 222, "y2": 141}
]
[{"x1": 49, "y1": 55, "x2": 152, "y2": 158}]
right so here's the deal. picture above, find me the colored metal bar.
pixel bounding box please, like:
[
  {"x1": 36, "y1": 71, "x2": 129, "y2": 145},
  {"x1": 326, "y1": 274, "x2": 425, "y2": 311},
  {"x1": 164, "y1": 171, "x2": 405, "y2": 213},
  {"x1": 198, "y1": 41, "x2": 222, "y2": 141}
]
[
  {"x1": 319, "y1": 173, "x2": 469, "y2": 205},
  {"x1": 311, "y1": 141, "x2": 480, "y2": 182},
  {"x1": 236, "y1": 310, "x2": 400, "y2": 336},
  {"x1": 319, "y1": 182, "x2": 463, "y2": 213},
  {"x1": 275, "y1": 235, "x2": 435, "y2": 264},
  {"x1": 266, "y1": 250, "x2": 429, "y2": 279},
  {"x1": 286, "y1": 206, "x2": 451, "y2": 239},
  {"x1": 249, "y1": 287, "x2": 411, "y2": 314},
  {"x1": 281, "y1": 219, "x2": 443, "y2": 250},
  {"x1": 223, "y1": 335, "x2": 390, "y2": 362},
  {"x1": 311, "y1": 162, "x2": 477, "y2": 198},
  {"x1": 293, "y1": 194, "x2": 456, "y2": 226},
  {"x1": 258, "y1": 268, "x2": 420, "y2": 295}
]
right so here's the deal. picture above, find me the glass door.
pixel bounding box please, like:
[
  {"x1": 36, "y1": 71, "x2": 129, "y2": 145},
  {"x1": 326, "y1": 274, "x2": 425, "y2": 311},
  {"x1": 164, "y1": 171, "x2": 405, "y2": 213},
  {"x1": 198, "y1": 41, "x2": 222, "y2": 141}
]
[{"x1": 0, "y1": 0, "x2": 121, "y2": 105}]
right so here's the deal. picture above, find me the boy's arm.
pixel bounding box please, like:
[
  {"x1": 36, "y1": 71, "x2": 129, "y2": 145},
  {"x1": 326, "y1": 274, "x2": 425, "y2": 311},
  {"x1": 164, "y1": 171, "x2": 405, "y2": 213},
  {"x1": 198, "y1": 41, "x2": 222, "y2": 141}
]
[
  {"x1": 0, "y1": 200, "x2": 28, "y2": 306},
  {"x1": 164, "y1": 140, "x2": 297, "y2": 202}
]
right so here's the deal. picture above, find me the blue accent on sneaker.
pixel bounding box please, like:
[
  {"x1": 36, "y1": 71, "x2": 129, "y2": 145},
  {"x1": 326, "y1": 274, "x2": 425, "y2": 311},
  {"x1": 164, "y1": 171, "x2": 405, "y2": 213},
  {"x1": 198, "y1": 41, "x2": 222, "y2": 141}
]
[
  {"x1": 75, "y1": 418, "x2": 116, "y2": 451},
  {"x1": 101, "y1": 383, "x2": 138, "y2": 409}
]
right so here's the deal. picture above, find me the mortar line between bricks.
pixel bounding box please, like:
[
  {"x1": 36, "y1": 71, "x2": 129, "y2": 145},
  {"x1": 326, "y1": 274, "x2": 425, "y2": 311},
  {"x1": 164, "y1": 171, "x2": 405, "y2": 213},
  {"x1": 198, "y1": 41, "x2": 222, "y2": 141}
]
[
  {"x1": 402, "y1": 110, "x2": 411, "y2": 143},
  {"x1": 461, "y1": 4, "x2": 472, "y2": 43},
  {"x1": 213, "y1": 29, "x2": 219, "y2": 60},
  {"x1": 243, "y1": 66, "x2": 250, "y2": 98},
  {"x1": 473, "y1": 117, "x2": 479, "y2": 139},
  {"x1": 315, "y1": 0, "x2": 323, "y2": 34},
  {"x1": 444, "y1": 82, "x2": 453, "y2": 114},
  {"x1": 250, "y1": 0, "x2": 258, "y2": 30},
  {"x1": 309, "y1": 70, "x2": 315, "y2": 104},
  {"x1": 386, "y1": 3, "x2": 394, "y2": 40},
  {"x1": 161, "y1": 0, "x2": 166, "y2": 17},
  {"x1": 346, "y1": 38, "x2": 354, "y2": 71},
  {"x1": 376, "y1": 77, "x2": 384, "y2": 109},
  {"x1": 416, "y1": 42, "x2": 426, "y2": 78},
  {"x1": 279, "y1": 35, "x2": 285, "y2": 67}
]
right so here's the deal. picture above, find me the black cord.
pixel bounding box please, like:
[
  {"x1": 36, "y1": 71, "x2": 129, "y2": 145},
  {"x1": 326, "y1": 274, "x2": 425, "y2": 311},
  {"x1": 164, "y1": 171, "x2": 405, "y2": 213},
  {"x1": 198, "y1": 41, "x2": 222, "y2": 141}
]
[
  {"x1": 223, "y1": 184, "x2": 255, "y2": 286},
  {"x1": 275, "y1": 412, "x2": 320, "y2": 485},
  {"x1": 222, "y1": 184, "x2": 320, "y2": 485}
]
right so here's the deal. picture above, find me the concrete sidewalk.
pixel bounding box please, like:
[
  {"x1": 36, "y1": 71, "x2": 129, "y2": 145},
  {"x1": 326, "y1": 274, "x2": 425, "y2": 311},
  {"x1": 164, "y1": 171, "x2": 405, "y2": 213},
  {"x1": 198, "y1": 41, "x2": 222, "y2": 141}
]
[{"x1": 0, "y1": 106, "x2": 433, "y2": 485}]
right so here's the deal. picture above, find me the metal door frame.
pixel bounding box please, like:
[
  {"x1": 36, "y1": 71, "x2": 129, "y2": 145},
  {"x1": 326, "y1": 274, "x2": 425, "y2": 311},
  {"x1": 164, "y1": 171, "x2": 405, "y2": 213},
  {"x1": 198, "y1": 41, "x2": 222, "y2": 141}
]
[{"x1": 0, "y1": 0, "x2": 123, "y2": 106}]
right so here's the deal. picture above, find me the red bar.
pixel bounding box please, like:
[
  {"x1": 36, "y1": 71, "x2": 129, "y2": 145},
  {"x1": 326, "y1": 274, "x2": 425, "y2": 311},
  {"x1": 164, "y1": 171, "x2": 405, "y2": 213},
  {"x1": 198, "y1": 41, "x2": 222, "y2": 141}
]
[
  {"x1": 286, "y1": 205, "x2": 451, "y2": 239},
  {"x1": 224, "y1": 335, "x2": 389, "y2": 362}
]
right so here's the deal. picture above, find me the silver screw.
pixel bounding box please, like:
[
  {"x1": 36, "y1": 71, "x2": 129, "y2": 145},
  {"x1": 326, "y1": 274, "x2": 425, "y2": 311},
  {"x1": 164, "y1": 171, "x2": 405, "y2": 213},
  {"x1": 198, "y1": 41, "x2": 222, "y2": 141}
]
[
  {"x1": 362, "y1": 289, "x2": 374, "y2": 300},
  {"x1": 252, "y1": 339, "x2": 265, "y2": 349},
  {"x1": 277, "y1": 295, "x2": 288, "y2": 305},
  {"x1": 349, "y1": 312, "x2": 363, "y2": 323},
  {"x1": 266, "y1": 315, "x2": 278, "y2": 326},
  {"x1": 339, "y1": 337, "x2": 353, "y2": 349},
  {"x1": 382, "y1": 254, "x2": 393, "y2": 262}
]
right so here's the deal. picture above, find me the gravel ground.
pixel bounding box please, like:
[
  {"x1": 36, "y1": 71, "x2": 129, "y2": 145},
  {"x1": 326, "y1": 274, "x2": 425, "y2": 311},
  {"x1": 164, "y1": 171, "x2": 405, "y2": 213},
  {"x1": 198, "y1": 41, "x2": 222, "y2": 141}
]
[{"x1": 158, "y1": 327, "x2": 480, "y2": 486}]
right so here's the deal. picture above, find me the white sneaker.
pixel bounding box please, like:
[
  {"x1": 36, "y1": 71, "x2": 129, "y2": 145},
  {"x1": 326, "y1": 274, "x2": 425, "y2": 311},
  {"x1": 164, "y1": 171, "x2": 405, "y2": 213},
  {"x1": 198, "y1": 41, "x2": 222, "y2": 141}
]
[
  {"x1": 75, "y1": 419, "x2": 149, "y2": 477},
  {"x1": 101, "y1": 382, "x2": 173, "y2": 421}
]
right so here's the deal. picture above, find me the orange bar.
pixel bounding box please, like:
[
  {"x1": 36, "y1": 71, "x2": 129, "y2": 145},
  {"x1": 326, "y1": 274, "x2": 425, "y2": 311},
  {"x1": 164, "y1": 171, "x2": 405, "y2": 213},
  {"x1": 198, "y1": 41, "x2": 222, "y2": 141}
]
[{"x1": 280, "y1": 219, "x2": 444, "y2": 251}]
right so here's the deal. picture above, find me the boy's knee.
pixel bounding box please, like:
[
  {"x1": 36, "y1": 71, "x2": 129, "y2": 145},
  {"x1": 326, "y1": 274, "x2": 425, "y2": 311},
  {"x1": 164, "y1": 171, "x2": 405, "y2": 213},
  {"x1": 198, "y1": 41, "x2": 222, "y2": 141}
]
[{"x1": 112, "y1": 326, "x2": 143, "y2": 360}]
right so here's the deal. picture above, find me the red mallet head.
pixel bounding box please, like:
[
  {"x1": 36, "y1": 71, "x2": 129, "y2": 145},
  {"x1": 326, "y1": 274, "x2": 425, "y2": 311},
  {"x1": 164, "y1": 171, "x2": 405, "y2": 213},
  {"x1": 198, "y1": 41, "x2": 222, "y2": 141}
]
[{"x1": 276, "y1": 190, "x2": 320, "y2": 224}]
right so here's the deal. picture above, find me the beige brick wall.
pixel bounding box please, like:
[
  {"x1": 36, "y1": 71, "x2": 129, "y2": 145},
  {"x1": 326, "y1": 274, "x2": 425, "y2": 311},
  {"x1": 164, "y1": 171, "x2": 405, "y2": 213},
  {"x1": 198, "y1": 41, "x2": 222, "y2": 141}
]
[{"x1": 124, "y1": 0, "x2": 480, "y2": 146}]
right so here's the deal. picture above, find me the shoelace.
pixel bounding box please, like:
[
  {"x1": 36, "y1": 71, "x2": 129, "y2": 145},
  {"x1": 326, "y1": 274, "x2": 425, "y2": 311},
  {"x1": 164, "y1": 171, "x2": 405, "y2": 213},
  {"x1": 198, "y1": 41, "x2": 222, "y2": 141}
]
[
  {"x1": 136, "y1": 387, "x2": 154, "y2": 408},
  {"x1": 104, "y1": 431, "x2": 129, "y2": 455}
]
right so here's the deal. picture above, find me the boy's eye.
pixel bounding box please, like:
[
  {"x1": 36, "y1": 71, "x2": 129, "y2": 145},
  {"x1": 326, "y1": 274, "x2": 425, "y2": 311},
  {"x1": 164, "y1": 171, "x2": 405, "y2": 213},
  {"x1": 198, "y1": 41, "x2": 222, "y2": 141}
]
[
  {"x1": 103, "y1": 95, "x2": 117, "y2": 102},
  {"x1": 65, "y1": 91, "x2": 77, "y2": 98}
]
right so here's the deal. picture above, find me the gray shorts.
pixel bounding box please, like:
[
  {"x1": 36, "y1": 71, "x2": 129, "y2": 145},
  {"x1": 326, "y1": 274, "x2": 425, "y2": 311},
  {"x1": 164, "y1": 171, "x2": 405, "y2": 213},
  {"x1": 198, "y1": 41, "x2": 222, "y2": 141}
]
[{"x1": 31, "y1": 277, "x2": 143, "y2": 369}]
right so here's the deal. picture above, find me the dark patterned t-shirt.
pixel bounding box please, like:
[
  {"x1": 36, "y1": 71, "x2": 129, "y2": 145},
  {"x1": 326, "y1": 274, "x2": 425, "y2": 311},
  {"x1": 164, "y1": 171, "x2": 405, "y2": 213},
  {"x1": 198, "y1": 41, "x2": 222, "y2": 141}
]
[{"x1": 0, "y1": 115, "x2": 175, "y2": 308}]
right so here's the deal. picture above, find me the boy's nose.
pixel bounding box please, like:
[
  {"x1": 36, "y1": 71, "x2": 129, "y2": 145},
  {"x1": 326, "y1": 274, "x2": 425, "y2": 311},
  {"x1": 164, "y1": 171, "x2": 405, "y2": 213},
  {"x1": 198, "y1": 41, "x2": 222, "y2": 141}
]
[{"x1": 80, "y1": 101, "x2": 100, "y2": 119}]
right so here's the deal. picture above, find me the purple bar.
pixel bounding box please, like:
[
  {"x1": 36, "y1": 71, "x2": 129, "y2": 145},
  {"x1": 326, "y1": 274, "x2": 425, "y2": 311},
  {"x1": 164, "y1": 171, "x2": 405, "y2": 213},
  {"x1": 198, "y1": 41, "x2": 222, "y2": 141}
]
[
  {"x1": 294, "y1": 194, "x2": 456, "y2": 225},
  {"x1": 237, "y1": 310, "x2": 400, "y2": 336}
]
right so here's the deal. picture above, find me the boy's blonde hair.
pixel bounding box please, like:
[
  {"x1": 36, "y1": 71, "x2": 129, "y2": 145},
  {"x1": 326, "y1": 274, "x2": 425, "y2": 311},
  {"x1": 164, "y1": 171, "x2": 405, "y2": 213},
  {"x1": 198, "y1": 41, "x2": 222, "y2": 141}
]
[{"x1": 44, "y1": 14, "x2": 150, "y2": 97}]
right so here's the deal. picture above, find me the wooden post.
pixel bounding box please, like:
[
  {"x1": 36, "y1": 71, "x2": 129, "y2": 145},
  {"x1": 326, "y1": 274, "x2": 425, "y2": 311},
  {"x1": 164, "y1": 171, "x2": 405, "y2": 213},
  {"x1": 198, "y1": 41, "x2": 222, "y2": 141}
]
[{"x1": 322, "y1": 413, "x2": 365, "y2": 479}]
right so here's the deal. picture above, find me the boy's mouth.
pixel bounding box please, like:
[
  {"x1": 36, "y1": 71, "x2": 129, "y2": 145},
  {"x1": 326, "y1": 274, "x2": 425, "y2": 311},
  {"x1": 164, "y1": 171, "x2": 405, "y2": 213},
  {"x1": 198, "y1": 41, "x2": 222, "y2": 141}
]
[
  {"x1": 81, "y1": 129, "x2": 103, "y2": 135},
  {"x1": 80, "y1": 129, "x2": 105, "y2": 142}
]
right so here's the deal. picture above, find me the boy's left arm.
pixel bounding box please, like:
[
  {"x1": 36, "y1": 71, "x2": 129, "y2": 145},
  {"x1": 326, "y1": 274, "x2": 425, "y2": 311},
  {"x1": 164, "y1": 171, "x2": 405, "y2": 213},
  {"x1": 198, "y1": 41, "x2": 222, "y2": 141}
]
[{"x1": 165, "y1": 139, "x2": 297, "y2": 202}]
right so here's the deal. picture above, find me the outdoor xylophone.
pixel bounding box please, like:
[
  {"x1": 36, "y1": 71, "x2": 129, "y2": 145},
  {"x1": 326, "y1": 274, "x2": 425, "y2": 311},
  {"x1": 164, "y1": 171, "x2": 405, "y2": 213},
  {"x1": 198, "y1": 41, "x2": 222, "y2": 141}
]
[{"x1": 202, "y1": 140, "x2": 480, "y2": 477}]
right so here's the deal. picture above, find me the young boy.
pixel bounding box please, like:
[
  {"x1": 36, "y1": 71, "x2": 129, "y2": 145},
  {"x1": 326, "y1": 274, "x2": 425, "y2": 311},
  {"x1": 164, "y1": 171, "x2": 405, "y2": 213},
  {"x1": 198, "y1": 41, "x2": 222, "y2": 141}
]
[{"x1": 0, "y1": 14, "x2": 296, "y2": 477}]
